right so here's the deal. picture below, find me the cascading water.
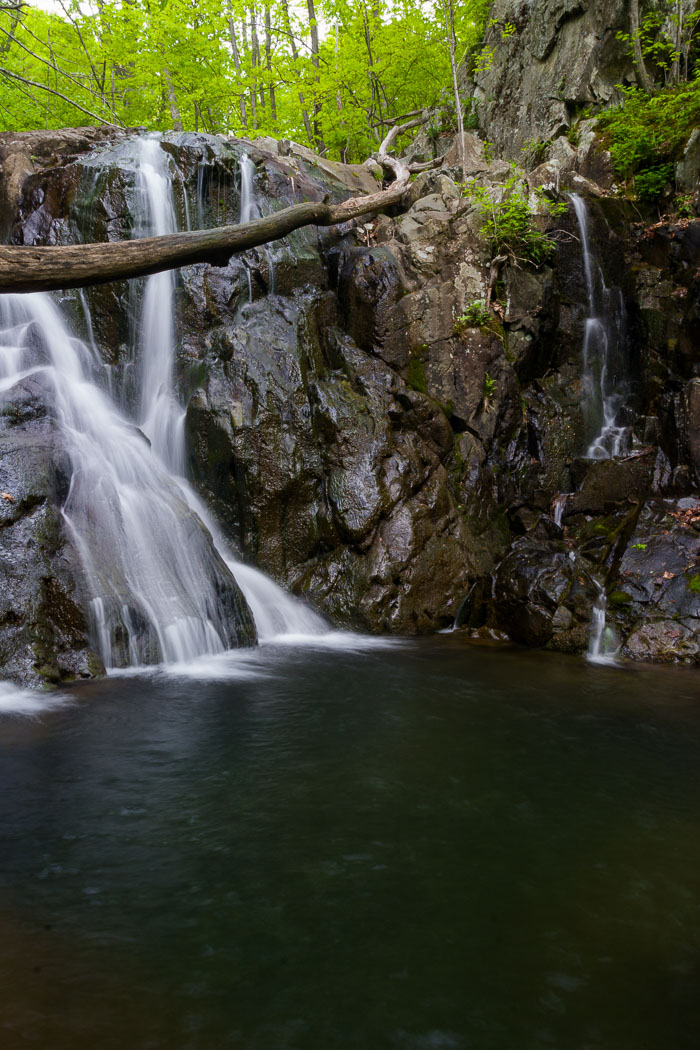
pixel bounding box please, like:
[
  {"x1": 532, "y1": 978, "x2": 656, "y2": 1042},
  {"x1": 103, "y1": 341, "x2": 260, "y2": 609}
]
[
  {"x1": 0, "y1": 134, "x2": 329, "y2": 682},
  {"x1": 239, "y1": 152, "x2": 275, "y2": 296},
  {"x1": 587, "y1": 579, "x2": 618, "y2": 665},
  {"x1": 570, "y1": 194, "x2": 630, "y2": 460},
  {"x1": 134, "y1": 138, "x2": 185, "y2": 474},
  {"x1": 130, "y1": 136, "x2": 326, "y2": 645},
  {"x1": 0, "y1": 291, "x2": 252, "y2": 669},
  {"x1": 239, "y1": 153, "x2": 258, "y2": 224}
]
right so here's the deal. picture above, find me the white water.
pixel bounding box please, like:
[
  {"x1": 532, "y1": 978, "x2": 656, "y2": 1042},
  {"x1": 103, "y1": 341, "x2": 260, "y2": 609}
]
[
  {"x1": 131, "y1": 137, "x2": 328, "y2": 647},
  {"x1": 134, "y1": 138, "x2": 185, "y2": 474},
  {"x1": 0, "y1": 135, "x2": 332, "y2": 699},
  {"x1": 0, "y1": 291, "x2": 243, "y2": 669},
  {"x1": 570, "y1": 195, "x2": 630, "y2": 460},
  {"x1": 552, "y1": 493, "x2": 570, "y2": 528},
  {"x1": 586, "y1": 579, "x2": 618, "y2": 666},
  {"x1": 239, "y1": 152, "x2": 275, "y2": 295},
  {"x1": 0, "y1": 680, "x2": 71, "y2": 716},
  {"x1": 240, "y1": 153, "x2": 258, "y2": 224}
]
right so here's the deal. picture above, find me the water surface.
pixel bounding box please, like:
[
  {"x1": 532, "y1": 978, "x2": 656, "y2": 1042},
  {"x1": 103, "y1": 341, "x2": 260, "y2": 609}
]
[{"x1": 1, "y1": 639, "x2": 699, "y2": 1049}]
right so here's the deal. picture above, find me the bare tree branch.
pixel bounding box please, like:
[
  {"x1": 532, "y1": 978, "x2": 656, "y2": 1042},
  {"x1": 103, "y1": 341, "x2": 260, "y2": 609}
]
[{"x1": 0, "y1": 64, "x2": 124, "y2": 125}]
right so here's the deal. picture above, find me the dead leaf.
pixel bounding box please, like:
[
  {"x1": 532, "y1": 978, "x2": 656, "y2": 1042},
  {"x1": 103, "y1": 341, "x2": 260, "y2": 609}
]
[{"x1": 1, "y1": 492, "x2": 14, "y2": 503}]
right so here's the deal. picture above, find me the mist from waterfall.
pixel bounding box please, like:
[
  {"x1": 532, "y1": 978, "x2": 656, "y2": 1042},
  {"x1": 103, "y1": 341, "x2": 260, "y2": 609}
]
[{"x1": 570, "y1": 194, "x2": 630, "y2": 460}]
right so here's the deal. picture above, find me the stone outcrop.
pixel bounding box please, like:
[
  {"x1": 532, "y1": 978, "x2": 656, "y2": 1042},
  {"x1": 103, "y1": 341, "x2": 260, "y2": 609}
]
[{"x1": 467, "y1": 0, "x2": 637, "y2": 160}]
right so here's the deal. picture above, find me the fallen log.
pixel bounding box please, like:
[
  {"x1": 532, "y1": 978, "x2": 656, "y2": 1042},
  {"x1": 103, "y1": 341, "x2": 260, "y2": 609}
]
[{"x1": 0, "y1": 183, "x2": 407, "y2": 295}]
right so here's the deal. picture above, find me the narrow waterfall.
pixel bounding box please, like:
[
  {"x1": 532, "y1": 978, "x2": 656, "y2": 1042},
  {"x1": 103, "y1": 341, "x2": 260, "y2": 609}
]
[
  {"x1": 239, "y1": 153, "x2": 258, "y2": 223},
  {"x1": 570, "y1": 194, "x2": 630, "y2": 459},
  {"x1": 134, "y1": 138, "x2": 185, "y2": 474},
  {"x1": 551, "y1": 493, "x2": 570, "y2": 528},
  {"x1": 239, "y1": 153, "x2": 276, "y2": 295},
  {"x1": 586, "y1": 580, "x2": 618, "y2": 665}
]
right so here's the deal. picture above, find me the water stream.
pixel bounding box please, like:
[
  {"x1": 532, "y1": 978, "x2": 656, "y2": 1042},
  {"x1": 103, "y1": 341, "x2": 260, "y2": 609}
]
[
  {"x1": 131, "y1": 138, "x2": 326, "y2": 640},
  {"x1": 570, "y1": 194, "x2": 630, "y2": 460},
  {"x1": 587, "y1": 579, "x2": 618, "y2": 665}
]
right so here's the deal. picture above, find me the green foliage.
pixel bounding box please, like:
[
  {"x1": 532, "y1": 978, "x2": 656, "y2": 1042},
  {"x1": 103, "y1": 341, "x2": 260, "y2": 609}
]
[
  {"x1": 597, "y1": 79, "x2": 700, "y2": 199},
  {"x1": 464, "y1": 175, "x2": 565, "y2": 267},
  {"x1": 454, "y1": 301, "x2": 491, "y2": 331},
  {"x1": 617, "y1": 1, "x2": 700, "y2": 88},
  {"x1": 0, "y1": 0, "x2": 490, "y2": 163},
  {"x1": 520, "y1": 137, "x2": 551, "y2": 168},
  {"x1": 688, "y1": 574, "x2": 700, "y2": 594},
  {"x1": 631, "y1": 542, "x2": 648, "y2": 551},
  {"x1": 675, "y1": 193, "x2": 695, "y2": 217},
  {"x1": 483, "y1": 371, "x2": 496, "y2": 400},
  {"x1": 597, "y1": 0, "x2": 700, "y2": 202}
]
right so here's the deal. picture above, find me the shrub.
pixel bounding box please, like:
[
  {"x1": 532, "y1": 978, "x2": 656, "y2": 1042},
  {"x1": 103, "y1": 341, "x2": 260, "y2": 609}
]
[
  {"x1": 463, "y1": 175, "x2": 566, "y2": 267},
  {"x1": 597, "y1": 78, "x2": 700, "y2": 200},
  {"x1": 454, "y1": 301, "x2": 491, "y2": 331}
]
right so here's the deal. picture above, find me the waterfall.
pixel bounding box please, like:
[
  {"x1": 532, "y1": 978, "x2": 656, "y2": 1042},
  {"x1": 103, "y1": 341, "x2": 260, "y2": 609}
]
[
  {"x1": 0, "y1": 134, "x2": 329, "y2": 682},
  {"x1": 239, "y1": 153, "x2": 258, "y2": 223},
  {"x1": 134, "y1": 138, "x2": 185, "y2": 474},
  {"x1": 551, "y1": 493, "x2": 570, "y2": 528},
  {"x1": 586, "y1": 580, "x2": 618, "y2": 665},
  {"x1": 0, "y1": 292, "x2": 251, "y2": 669},
  {"x1": 131, "y1": 136, "x2": 326, "y2": 644},
  {"x1": 570, "y1": 194, "x2": 630, "y2": 460},
  {"x1": 239, "y1": 152, "x2": 275, "y2": 295}
]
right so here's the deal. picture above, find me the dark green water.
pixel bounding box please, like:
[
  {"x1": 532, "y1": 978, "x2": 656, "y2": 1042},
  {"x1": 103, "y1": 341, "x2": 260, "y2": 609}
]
[{"x1": 1, "y1": 638, "x2": 700, "y2": 1049}]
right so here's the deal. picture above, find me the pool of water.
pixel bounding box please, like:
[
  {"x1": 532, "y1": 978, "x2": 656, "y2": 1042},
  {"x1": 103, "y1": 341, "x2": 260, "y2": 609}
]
[{"x1": 1, "y1": 638, "x2": 699, "y2": 1049}]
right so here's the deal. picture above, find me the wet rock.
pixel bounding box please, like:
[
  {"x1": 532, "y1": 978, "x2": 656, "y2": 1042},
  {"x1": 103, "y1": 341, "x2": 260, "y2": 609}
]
[
  {"x1": 611, "y1": 497, "x2": 700, "y2": 663},
  {"x1": 0, "y1": 374, "x2": 104, "y2": 688},
  {"x1": 567, "y1": 452, "x2": 655, "y2": 516},
  {"x1": 4, "y1": 126, "x2": 699, "y2": 668},
  {"x1": 671, "y1": 379, "x2": 700, "y2": 486},
  {"x1": 492, "y1": 537, "x2": 598, "y2": 651}
]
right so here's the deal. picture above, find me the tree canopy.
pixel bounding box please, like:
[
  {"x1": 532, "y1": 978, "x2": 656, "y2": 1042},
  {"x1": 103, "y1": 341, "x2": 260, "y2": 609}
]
[{"x1": 0, "y1": 0, "x2": 489, "y2": 161}]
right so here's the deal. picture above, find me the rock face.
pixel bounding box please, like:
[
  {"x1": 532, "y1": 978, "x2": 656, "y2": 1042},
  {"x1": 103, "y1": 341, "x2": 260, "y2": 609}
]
[
  {"x1": 468, "y1": 0, "x2": 636, "y2": 159},
  {"x1": 615, "y1": 498, "x2": 700, "y2": 663}
]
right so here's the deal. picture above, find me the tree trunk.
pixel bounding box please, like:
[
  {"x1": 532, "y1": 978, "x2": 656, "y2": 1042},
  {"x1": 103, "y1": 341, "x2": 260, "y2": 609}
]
[
  {"x1": 630, "y1": 0, "x2": 654, "y2": 92},
  {"x1": 163, "y1": 67, "x2": 183, "y2": 131},
  {"x1": 306, "y1": 0, "x2": 324, "y2": 152},
  {"x1": 227, "y1": 8, "x2": 248, "y2": 128},
  {"x1": 264, "y1": 3, "x2": 276, "y2": 125},
  {"x1": 441, "y1": 0, "x2": 465, "y2": 174},
  {"x1": 0, "y1": 185, "x2": 409, "y2": 295},
  {"x1": 280, "y1": 0, "x2": 313, "y2": 144}
]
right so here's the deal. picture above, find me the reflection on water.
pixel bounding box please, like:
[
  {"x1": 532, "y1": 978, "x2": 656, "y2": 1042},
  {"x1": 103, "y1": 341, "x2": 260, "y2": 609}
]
[{"x1": 0, "y1": 639, "x2": 699, "y2": 1050}]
